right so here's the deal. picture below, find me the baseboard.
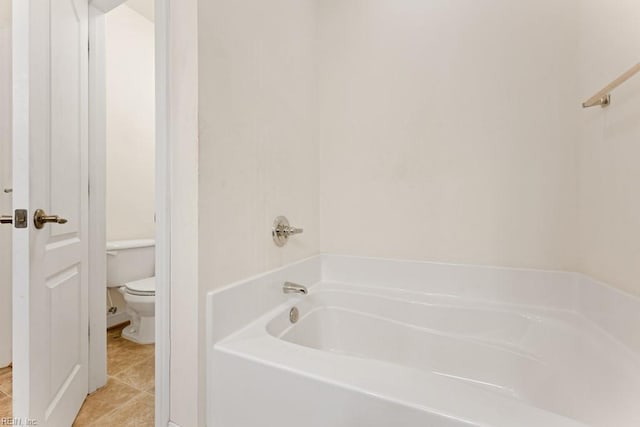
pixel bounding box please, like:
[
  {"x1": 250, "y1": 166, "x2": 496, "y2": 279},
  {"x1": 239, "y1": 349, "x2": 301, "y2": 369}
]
[{"x1": 107, "y1": 311, "x2": 130, "y2": 328}]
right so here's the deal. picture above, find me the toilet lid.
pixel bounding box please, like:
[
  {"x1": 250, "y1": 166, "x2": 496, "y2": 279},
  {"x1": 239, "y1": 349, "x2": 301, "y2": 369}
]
[{"x1": 125, "y1": 276, "x2": 155, "y2": 296}]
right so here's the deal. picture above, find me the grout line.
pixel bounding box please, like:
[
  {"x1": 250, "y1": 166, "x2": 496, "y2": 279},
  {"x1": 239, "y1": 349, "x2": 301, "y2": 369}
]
[
  {"x1": 74, "y1": 324, "x2": 155, "y2": 426},
  {"x1": 81, "y1": 391, "x2": 150, "y2": 427}
]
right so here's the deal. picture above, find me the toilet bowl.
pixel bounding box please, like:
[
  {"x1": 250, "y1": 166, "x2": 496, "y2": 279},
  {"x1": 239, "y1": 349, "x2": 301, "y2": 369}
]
[
  {"x1": 106, "y1": 239, "x2": 156, "y2": 344},
  {"x1": 119, "y1": 276, "x2": 155, "y2": 344}
]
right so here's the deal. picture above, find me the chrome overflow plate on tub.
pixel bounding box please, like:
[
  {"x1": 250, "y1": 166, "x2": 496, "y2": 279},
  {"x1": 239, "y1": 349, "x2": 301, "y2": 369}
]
[{"x1": 289, "y1": 307, "x2": 300, "y2": 324}]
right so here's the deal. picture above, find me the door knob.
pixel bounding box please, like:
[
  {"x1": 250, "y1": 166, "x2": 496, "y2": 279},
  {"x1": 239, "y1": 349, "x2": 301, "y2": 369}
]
[
  {"x1": 34, "y1": 209, "x2": 68, "y2": 229},
  {"x1": 0, "y1": 215, "x2": 12, "y2": 225}
]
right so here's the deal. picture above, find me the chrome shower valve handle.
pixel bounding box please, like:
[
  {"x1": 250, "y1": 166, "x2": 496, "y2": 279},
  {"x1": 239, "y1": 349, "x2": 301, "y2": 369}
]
[
  {"x1": 283, "y1": 226, "x2": 304, "y2": 236},
  {"x1": 272, "y1": 216, "x2": 304, "y2": 247}
]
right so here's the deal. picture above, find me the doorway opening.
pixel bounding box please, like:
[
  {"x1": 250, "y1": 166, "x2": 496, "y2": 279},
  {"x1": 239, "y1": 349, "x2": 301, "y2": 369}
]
[
  {"x1": 77, "y1": 1, "x2": 157, "y2": 425},
  {"x1": 6, "y1": 0, "x2": 183, "y2": 423}
]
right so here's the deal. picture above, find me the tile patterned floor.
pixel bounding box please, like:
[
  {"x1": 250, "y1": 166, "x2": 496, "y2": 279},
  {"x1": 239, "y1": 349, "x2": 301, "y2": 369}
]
[
  {"x1": 0, "y1": 323, "x2": 153, "y2": 426},
  {"x1": 0, "y1": 364, "x2": 11, "y2": 421},
  {"x1": 74, "y1": 323, "x2": 155, "y2": 426}
]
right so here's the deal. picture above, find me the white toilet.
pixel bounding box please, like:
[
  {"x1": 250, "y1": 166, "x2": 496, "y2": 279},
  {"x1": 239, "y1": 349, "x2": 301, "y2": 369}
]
[{"x1": 106, "y1": 239, "x2": 156, "y2": 344}]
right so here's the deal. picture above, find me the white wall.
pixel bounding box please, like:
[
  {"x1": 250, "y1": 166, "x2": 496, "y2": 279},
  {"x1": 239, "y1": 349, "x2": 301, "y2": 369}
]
[
  {"x1": 577, "y1": 0, "x2": 640, "y2": 296},
  {"x1": 105, "y1": 4, "x2": 155, "y2": 242},
  {"x1": 0, "y1": 0, "x2": 11, "y2": 368},
  {"x1": 318, "y1": 0, "x2": 580, "y2": 271},
  {"x1": 198, "y1": 0, "x2": 320, "y2": 291},
  {"x1": 198, "y1": 0, "x2": 319, "y2": 424}
]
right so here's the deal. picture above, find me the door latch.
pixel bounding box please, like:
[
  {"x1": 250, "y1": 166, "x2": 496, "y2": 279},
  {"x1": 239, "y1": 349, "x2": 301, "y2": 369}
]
[{"x1": 14, "y1": 209, "x2": 28, "y2": 229}]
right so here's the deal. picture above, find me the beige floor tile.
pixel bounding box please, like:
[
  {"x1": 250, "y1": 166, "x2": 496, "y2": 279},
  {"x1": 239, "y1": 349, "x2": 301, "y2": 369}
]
[
  {"x1": 0, "y1": 382, "x2": 11, "y2": 397},
  {"x1": 107, "y1": 333, "x2": 138, "y2": 351},
  {"x1": 91, "y1": 393, "x2": 154, "y2": 427},
  {"x1": 108, "y1": 348, "x2": 150, "y2": 377},
  {"x1": 0, "y1": 326, "x2": 157, "y2": 426},
  {"x1": 0, "y1": 368, "x2": 11, "y2": 397},
  {"x1": 132, "y1": 344, "x2": 155, "y2": 358},
  {"x1": 106, "y1": 336, "x2": 127, "y2": 351},
  {"x1": 72, "y1": 395, "x2": 120, "y2": 427},
  {"x1": 108, "y1": 338, "x2": 135, "y2": 353},
  {"x1": 87, "y1": 378, "x2": 141, "y2": 409},
  {"x1": 107, "y1": 325, "x2": 125, "y2": 337},
  {"x1": 0, "y1": 393, "x2": 11, "y2": 419},
  {"x1": 72, "y1": 325, "x2": 155, "y2": 426},
  {"x1": 114, "y1": 357, "x2": 155, "y2": 392},
  {"x1": 109, "y1": 339, "x2": 154, "y2": 358},
  {"x1": 106, "y1": 324, "x2": 135, "y2": 350}
]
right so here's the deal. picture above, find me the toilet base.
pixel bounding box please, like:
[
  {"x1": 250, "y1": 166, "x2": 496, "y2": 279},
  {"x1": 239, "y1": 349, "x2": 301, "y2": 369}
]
[{"x1": 121, "y1": 315, "x2": 155, "y2": 345}]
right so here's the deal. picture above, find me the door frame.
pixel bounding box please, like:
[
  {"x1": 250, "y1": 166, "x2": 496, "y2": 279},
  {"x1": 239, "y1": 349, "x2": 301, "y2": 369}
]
[{"x1": 87, "y1": 1, "x2": 198, "y2": 426}]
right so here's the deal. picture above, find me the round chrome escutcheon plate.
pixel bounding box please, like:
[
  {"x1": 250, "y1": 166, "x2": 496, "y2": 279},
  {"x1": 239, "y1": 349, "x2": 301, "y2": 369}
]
[{"x1": 289, "y1": 307, "x2": 299, "y2": 323}]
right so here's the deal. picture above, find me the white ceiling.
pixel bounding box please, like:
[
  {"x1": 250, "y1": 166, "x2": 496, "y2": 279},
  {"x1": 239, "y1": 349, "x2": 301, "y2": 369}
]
[{"x1": 126, "y1": 0, "x2": 154, "y2": 22}]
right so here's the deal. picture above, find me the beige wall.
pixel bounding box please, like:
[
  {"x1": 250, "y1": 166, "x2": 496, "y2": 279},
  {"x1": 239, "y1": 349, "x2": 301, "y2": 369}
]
[
  {"x1": 0, "y1": 0, "x2": 11, "y2": 368},
  {"x1": 197, "y1": 1, "x2": 319, "y2": 424},
  {"x1": 105, "y1": 5, "x2": 155, "y2": 242},
  {"x1": 198, "y1": 0, "x2": 588, "y2": 289},
  {"x1": 577, "y1": 0, "x2": 640, "y2": 295},
  {"x1": 198, "y1": 0, "x2": 320, "y2": 291},
  {"x1": 318, "y1": 0, "x2": 580, "y2": 271}
]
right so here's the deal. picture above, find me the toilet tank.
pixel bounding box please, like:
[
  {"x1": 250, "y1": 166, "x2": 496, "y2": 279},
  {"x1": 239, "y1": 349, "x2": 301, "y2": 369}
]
[{"x1": 106, "y1": 239, "x2": 155, "y2": 287}]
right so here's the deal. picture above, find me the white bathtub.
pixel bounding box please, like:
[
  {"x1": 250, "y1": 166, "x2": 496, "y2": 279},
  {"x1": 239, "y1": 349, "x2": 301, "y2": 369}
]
[{"x1": 208, "y1": 255, "x2": 640, "y2": 427}]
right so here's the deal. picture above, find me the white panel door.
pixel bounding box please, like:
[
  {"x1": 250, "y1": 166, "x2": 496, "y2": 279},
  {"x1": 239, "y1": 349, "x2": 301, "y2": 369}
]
[
  {"x1": 0, "y1": 0, "x2": 12, "y2": 370},
  {"x1": 13, "y1": 0, "x2": 89, "y2": 425}
]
